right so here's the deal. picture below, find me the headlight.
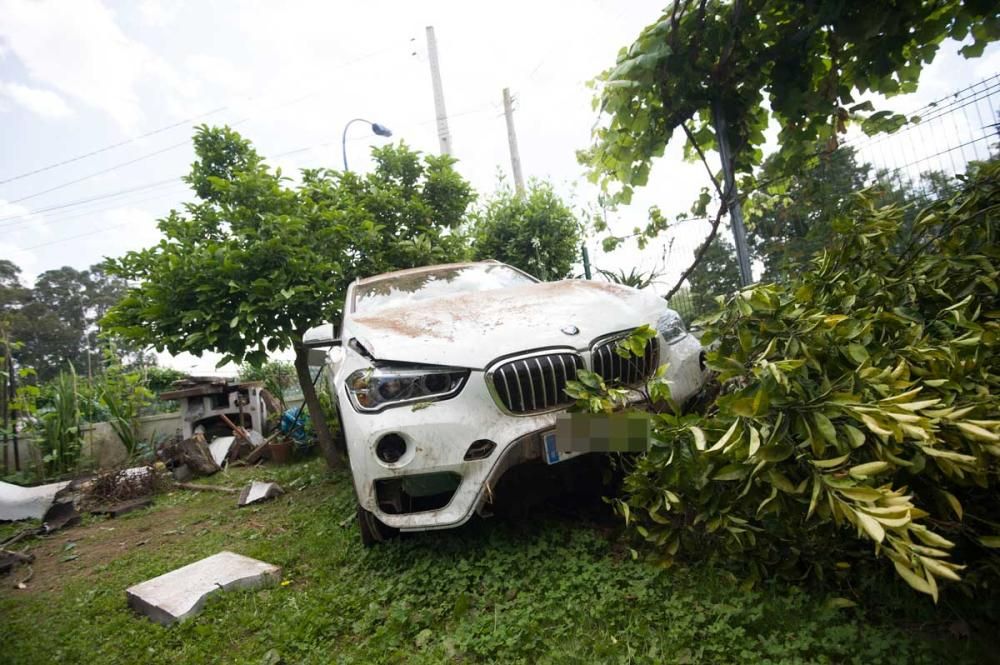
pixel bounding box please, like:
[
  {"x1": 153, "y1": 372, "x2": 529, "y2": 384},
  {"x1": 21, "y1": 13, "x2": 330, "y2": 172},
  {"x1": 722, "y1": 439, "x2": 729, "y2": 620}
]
[
  {"x1": 346, "y1": 366, "x2": 468, "y2": 412},
  {"x1": 656, "y1": 310, "x2": 687, "y2": 343}
]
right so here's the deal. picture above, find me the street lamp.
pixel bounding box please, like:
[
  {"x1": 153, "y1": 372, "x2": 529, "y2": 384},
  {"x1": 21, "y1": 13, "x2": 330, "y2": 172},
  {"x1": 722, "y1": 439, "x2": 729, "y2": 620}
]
[{"x1": 342, "y1": 118, "x2": 393, "y2": 171}]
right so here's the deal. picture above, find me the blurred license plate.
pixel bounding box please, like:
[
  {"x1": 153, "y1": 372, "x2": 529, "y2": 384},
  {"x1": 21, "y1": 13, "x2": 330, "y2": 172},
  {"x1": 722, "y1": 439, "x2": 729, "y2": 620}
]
[{"x1": 543, "y1": 432, "x2": 580, "y2": 465}]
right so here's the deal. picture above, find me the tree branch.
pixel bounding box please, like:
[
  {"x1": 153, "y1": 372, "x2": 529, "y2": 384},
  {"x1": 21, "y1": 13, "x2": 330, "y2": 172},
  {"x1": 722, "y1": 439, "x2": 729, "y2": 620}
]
[
  {"x1": 681, "y1": 122, "x2": 726, "y2": 202},
  {"x1": 663, "y1": 122, "x2": 729, "y2": 301},
  {"x1": 664, "y1": 202, "x2": 726, "y2": 301}
]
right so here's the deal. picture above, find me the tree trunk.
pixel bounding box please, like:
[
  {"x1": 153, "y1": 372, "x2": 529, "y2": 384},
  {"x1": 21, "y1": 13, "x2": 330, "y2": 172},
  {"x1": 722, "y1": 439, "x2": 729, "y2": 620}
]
[{"x1": 293, "y1": 340, "x2": 339, "y2": 470}]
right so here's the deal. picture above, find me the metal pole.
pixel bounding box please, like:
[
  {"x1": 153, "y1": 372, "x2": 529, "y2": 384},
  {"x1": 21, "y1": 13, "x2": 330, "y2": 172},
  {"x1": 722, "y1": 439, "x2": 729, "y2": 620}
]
[
  {"x1": 581, "y1": 244, "x2": 592, "y2": 279},
  {"x1": 502, "y1": 88, "x2": 525, "y2": 195},
  {"x1": 711, "y1": 100, "x2": 753, "y2": 286},
  {"x1": 342, "y1": 118, "x2": 366, "y2": 172},
  {"x1": 426, "y1": 26, "x2": 452, "y2": 155}
]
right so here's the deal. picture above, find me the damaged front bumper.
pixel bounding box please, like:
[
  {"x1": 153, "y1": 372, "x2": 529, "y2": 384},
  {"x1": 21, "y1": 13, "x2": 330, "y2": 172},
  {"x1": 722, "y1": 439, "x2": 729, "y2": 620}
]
[{"x1": 338, "y1": 333, "x2": 709, "y2": 532}]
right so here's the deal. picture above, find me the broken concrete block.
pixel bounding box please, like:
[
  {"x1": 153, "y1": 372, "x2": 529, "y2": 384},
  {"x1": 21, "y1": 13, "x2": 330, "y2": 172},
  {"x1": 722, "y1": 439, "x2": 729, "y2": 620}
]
[
  {"x1": 42, "y1": 500, "x2": 81, "y2": 532},
  {"x1": 126, "y1": 551, "x2": 281, "y2": 625},
  {"x1": 208, "y1": 436, "x2": 236, "y2": 467},
  {"x1": 171, "y1": 464, "x2": 193, "y2": 482},
  {"x1": 237, "y1": 481, "x2": 284, "y2": 507},
  {"x1": 0, "y1": 480, "x2": 72, "y2": 521},
  {"x1": 177, "y1": 434, "x2": 220, "y2": 476}
]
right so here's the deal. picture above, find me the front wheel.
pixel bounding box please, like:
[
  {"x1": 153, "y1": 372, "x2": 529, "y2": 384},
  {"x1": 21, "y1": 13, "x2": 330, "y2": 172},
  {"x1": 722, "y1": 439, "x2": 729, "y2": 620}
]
[{"x1": 357, "y1": 504, "x2": 398, "y2": 547}]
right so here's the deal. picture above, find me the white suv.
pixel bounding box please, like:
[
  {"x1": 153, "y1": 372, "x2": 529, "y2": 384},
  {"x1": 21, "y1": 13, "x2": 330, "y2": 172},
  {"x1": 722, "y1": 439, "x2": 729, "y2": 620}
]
[{"x1": 305, "y1": 261, "x2": 707, "y2": 545}]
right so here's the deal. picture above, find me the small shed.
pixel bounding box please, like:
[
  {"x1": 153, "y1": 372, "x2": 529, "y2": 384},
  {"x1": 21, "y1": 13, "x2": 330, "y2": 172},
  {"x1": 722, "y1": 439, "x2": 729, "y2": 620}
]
[{"x1": 160, "y1": 378, "x2": 280, "y2": 440}]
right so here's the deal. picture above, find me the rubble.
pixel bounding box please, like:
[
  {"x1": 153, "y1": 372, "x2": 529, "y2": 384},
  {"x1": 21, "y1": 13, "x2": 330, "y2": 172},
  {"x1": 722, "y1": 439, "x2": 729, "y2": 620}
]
[
  {"x1": 208, "y1": 435, "x2": 237, "y2": 467},
  {"x1": 0, "y1": 480, "x2": 72, "y2": 521},
  {"x1": 173, "y1": 434, "x2": 220, "y2": 475},
  {"x1": 237, "y1": 481, "x2": 284, "y2": 507},
  {"x1": 126, "y1": 551, "x2": 281, "y2": 625}
]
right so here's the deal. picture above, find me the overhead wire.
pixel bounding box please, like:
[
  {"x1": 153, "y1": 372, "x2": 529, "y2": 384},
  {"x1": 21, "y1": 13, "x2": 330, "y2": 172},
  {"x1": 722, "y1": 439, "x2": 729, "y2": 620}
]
[{"x1": 1, "y1": 41, "x2": 407, "y2": 205}]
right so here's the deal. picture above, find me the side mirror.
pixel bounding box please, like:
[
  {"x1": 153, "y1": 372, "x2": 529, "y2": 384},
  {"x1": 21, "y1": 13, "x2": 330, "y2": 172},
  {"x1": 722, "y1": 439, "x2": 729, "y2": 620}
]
[{"x1": 303, "y1": 322, "x2": 341, "y2": 349}]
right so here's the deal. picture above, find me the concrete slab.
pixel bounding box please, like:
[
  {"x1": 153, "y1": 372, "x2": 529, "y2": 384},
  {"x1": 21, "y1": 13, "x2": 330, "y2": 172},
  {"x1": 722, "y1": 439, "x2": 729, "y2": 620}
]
[
  {"x1": 126, "y1": 551, "x2": 281, "y2": 625},
  {"x1": 208, "y1": 436, "x2": 236, "y2": 467},
  {"x1": 0, "y1": 480, "x2": 72, "y2": 521},
  {"x1": 237, "y1": 481, "x2": 284, "y2": 507}
]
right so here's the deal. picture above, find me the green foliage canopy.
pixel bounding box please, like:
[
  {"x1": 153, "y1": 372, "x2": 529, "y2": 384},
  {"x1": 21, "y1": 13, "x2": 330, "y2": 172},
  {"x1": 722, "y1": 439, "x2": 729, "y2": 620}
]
[
  {"x1": 573, "y1": 162, "x2": 1000, "y2": 599},
  {"x1": 471, "y1": 180, "x2": 581, "y2": 280},
  {"x1": 579, "y1": 0, "x2": 998, "y2": 207},
  {"x1": 103, "y1": 125, "x2": 473, "y2": 367}
]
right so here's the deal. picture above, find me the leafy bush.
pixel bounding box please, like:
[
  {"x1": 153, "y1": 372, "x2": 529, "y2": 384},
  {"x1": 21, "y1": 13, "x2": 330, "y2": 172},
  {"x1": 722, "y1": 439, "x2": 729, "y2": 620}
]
[
  {"x1": 574, "y1": 162, "x2": 1000, "y2": 600},
  {"x1": 98, "y1": 354, "x2": 153, "y2": 460},
  {"x1": 239, "y1": 360, "x2": 297, "y2": 408},
  {"x1": 38, "y1": 367, "x2": 83, "y2": 477},
  {"x1": 471, "y1": 179, "x2": 581, "y2": 280}
]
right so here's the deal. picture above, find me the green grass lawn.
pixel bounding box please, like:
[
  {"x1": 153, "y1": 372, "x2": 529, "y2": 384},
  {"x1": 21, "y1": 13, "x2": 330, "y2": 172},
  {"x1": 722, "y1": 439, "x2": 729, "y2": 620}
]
[{"x1": 0, "y1": 458, "x2": 992, "y2": 664}]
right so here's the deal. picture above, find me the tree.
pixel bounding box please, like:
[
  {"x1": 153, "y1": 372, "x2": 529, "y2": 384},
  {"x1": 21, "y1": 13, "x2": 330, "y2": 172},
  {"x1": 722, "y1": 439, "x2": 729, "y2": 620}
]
[
  {"x1": 471, "y1": 180, "x2": 581, "y2": 280},
  {"x1": 573, "y1": 161, "x2": 1000, "y2": 599},
  {"x1": 103, "y1": 126, "x2": 474, "y2": 469},
  {"x1": 746, "y1": 147, "x2": 872, "y2": 279},
  {"x1": 579, "y1": 0, "x2": 998, "y2": 287},
  {"x1": 686, "y1": 235, "x2": 741, "y2": 318}
]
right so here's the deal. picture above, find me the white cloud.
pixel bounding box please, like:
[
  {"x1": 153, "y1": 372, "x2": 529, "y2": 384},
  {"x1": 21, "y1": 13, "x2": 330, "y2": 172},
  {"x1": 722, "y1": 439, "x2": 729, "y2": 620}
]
[
  {"x1": 0, "y1": 0, "x2": 191, "y2": 131},
  {"x1": 138, "y1": 0, "x2": 180, "y2": 27},
  {"x1": 0, "y1": 81, "x2": 73, "y2": 118}
]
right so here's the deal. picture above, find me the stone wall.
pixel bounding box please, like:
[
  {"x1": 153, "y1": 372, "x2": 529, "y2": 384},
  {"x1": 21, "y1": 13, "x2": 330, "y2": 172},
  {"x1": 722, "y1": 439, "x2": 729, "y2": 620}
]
[{"x1": 2, "y1": 395, "x2": 306, "y2": 474}]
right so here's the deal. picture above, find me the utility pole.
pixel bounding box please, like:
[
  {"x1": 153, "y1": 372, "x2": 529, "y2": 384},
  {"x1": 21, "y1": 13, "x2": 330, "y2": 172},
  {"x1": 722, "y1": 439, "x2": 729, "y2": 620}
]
[
  {"x1": 502, "y1": 88, "x2": 525, "y2": 196},
  {"x1": 711, "y1": 101, "x2": 753, "y2": 286},
  {"x1": 425, "y1": 26, "x2": 452, "y2": 155}
]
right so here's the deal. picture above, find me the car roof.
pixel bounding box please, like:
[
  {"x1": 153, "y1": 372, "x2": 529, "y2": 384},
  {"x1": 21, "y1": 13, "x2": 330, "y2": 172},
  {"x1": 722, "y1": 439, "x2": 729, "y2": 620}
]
[{"x1": 354, "y1": 260, "x2": 503, "y2": 286}]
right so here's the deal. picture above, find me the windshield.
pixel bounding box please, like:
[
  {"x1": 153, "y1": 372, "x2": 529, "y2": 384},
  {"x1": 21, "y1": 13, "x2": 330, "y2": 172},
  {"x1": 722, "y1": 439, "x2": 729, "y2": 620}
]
[{"x1": 353, "y1": 264, "x2": 536, "y2": 314}]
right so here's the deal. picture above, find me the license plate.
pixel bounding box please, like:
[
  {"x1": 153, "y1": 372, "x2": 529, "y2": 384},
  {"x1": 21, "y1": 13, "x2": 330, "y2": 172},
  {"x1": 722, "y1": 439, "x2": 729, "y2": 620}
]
[{"x1": 543, "y1": 432, "x2": 580, "y2": 465}]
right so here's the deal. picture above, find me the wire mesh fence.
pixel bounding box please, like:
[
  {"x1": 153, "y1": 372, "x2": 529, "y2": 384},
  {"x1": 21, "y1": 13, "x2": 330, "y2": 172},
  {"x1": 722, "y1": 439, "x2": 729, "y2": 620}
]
[
  {"x1": 596, "y1": 72, "x2": 1000, "y2": 324},
  {"x1": 846, "y1": 73, "x2": 1000, "y2": 194}
]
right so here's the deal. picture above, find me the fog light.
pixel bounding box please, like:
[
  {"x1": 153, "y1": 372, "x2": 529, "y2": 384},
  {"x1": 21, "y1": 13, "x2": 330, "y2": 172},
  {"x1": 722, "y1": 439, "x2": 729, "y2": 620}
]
[
  {"x1": 464, "y1": 439, "x2": 496, "y2": 461},
  {"x1": 376, "y1": 433, "x2": 407, "y2": 463}
]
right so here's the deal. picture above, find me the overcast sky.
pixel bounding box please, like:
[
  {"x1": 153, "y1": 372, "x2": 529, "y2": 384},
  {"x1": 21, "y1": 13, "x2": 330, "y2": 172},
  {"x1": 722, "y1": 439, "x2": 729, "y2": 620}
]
[{"x1": 1, "y1": 0, "x2": 997, "y2": 373}]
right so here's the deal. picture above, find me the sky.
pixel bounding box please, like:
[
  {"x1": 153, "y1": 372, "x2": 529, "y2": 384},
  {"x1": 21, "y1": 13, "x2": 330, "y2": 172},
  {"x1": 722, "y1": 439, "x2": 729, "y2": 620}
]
[{"x1": 1, "y1": 0, "x2": 998, "y2": 373}]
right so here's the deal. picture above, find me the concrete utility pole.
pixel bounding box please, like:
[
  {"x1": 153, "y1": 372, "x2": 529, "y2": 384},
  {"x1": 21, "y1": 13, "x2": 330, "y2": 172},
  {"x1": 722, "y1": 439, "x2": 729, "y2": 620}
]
[
  {"x1": 425, "y1": 26, "x2": 452, "y2": 156},
  {"x1": 711, "y1": 101, "x2": 753, "y2": 286},
  {"x1": 502, "y1": 87, "x2": 525, "y2": 195}
]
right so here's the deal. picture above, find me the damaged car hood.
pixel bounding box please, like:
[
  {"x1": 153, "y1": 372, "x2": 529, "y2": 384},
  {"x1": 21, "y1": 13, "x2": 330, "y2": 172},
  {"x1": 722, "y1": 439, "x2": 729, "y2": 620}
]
[{"x1": 348, "y1": 280, "x2": 668, "y2": 369}]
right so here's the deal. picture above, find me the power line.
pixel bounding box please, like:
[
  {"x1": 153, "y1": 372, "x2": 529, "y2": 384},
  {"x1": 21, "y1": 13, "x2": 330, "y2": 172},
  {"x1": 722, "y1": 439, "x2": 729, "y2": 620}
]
[
  {"x1": 1, "y1": 185, "x2": 187, "y2": 233},
  {"x1": 2, "y1": 41, "x2": 408, "y2": 204},
  {"x1": 21, "y1": 220, "x2": 135, "y2": 251},
  {"x1": 0, "y1": 177, "x2": 181, "y2": 225},
  {"x1": 0, "y1": 107, "x2": 227, "y2": 185},
  {"x1": 6, "y1": 141, "x2": 190, "y2": 205},
  {"x1": 5, "y1": 97, "x2": 513, "y2": 249}
]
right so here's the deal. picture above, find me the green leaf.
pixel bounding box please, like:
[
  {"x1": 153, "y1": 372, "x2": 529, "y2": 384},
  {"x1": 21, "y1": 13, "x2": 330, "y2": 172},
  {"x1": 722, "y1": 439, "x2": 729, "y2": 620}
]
[
  {"x1": 690, "y1": 426, "x2": 707, "y2": 451},
  {"x1": 849, "y1": 461, "x2": 891, "y2": 478},
  {"x1": 707, "y1": 420, "x2": 741, "y2": 453},
  {"x1": 813, "y1": 413, "x2": 838, "y2": 446},
  {"x1": 844, "y1": 424, "x2": 867, "y2": 448},
  {"x1": 812, "y1": 452, "x2": 851, "y2": 469},
  {"x1": 856, "y1": 511, "x2": 885, "y2": 543}
]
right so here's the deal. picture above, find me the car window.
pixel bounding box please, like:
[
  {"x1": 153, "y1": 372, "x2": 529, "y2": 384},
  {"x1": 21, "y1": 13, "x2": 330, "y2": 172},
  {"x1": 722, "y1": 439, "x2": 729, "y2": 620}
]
[{"x1": 353, "y1": 264, "x2": 536, "y2": 314}]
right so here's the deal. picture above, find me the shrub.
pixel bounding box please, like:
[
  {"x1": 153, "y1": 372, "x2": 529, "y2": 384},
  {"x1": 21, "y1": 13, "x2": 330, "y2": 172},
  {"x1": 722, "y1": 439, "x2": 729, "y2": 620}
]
[{"x1": 572, "y1": 162, "x2": 1000, "y2": 600}]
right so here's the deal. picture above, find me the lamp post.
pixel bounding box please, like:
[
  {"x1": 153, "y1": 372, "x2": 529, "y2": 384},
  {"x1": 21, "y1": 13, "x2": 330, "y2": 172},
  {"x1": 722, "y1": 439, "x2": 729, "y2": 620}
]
[{"x1": 342, "y1": 118, "x2": 393, "y2": 171}]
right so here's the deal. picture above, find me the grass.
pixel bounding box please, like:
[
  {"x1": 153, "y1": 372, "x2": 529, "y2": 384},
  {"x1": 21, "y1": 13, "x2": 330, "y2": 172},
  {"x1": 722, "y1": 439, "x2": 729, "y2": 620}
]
[{"x1": 0, "y1": 457, "x2": 994, "y2": 664}]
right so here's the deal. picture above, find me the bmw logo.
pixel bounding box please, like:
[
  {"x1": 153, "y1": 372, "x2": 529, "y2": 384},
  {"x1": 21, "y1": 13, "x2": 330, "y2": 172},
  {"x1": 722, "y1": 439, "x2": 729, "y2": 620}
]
[{"x1": 561, "y1": 325, "x2": 580, "y2": 336}]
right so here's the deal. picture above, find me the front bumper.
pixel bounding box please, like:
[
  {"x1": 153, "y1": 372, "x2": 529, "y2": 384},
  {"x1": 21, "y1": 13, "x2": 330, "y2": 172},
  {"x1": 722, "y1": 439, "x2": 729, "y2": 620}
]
[{"x1": 340, "y1": 332, "x2": 707, "y2": 532}]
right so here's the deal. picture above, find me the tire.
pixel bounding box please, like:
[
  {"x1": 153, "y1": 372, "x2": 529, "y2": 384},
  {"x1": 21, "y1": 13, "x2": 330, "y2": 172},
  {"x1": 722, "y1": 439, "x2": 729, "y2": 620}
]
[{"x1": 357, "y1": 504, "x2": 398, "y2": 547}]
